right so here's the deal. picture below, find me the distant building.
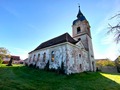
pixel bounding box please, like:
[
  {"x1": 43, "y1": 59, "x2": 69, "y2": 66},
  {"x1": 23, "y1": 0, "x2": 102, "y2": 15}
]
[
  {"x1": 26, "y1": 6, "x2": 96, "y2": 74},
  {"x1": 3, "y1": 55, "x2": 21, "y2": 64}
]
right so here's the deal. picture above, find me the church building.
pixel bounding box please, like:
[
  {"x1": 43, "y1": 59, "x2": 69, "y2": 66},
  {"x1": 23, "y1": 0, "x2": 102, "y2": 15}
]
[{"x1": 26, "y1": 6, "x2": 96, "y2": 75}]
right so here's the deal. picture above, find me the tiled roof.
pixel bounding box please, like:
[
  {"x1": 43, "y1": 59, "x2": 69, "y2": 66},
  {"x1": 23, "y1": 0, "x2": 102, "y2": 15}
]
[
  {"x1": 29, "y1": 33, "x2": 77, "y2": 54},
  {"x1": 11, "y1": 55, "x2": 20, "y2": 60}
]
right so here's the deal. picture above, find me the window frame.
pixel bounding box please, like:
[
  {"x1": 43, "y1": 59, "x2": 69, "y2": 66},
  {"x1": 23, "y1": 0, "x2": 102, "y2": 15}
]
[
  {"x1": 37, "y1": 54, "x2": 40, "y2": 62},
  {"x1": 51, "y1": 51, "x2": 55, "y2": 62},
  {"x1": 33, "y1": 54, "x2": 36, "y2": 62},
  {"x1": 77, "y1": 27, "x2": 81, "y2": 34},
  {"x1": 43, "y1": 53, "x2": 46, "y2": 62}
]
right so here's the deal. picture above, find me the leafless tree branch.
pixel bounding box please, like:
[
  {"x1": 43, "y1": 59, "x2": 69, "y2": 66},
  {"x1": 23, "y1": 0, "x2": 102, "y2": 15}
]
[
  {"x1": 109, "y1": 13, "x2": 120, "y2": 20},
  {"x1": 108, "y1": 13, "x2": 120, "y2": 44}
]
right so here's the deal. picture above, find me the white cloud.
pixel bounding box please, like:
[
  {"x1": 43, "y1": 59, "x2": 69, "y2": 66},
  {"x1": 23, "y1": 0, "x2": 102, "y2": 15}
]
[
  {"x1": 19, "y1": 54, "x2": 28, "y2": 60},
  {"x1": 94, "y1": 44, "x2": 120, "y2": 60},
  {"x1": 105, "y1": 44, "x2": 119, "y2": 60},
  {"x1": 94, "y1": 49, "x2": 106, "y2": 59},
  {"x1": 93, "y1": 0, "x2": 120, "y2": 60}
]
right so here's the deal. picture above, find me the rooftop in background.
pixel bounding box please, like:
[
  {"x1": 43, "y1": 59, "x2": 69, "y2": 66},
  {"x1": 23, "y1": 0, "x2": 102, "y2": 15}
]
[{"x1": 11, "y1": 55, "x2": 20, "y2": 60}]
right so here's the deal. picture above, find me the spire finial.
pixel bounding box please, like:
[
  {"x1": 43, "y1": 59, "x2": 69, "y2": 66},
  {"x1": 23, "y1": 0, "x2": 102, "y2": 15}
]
[{"x1": 78, "y1": 3, "x2": 80, "y2": 10}]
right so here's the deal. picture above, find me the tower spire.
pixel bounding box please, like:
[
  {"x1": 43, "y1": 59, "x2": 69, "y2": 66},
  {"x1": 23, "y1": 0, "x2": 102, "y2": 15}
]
[
  {"x1": 78, "y1": 3, "x2": 80, "y2": 10},
  {"x1": 73, "y1": 5, "x2": 87, "y2": 25},
  {"x1": 77, "y1": 4, "x2": 82, "y2": 19}
]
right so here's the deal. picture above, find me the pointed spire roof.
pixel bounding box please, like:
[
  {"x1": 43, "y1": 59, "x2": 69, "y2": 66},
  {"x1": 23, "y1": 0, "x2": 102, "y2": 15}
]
[
  {"x1": 73, "y1": 5, "x2": 86, "y2": 25},
  {"x1": 77, "y1": 6, "x2": 83, "y2": 18}
]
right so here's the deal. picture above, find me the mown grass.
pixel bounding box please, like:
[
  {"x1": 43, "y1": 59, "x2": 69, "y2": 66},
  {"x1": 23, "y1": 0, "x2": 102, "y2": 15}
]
[{"x1": 0, "y1": 64, "x2": 120, "y2": 90}]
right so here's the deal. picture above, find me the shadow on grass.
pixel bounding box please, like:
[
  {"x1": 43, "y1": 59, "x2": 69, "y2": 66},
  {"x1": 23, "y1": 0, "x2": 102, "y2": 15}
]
[
  {"x1": 101, "y1": 72, "x2": 120, "y2": 75},
  {"x1": 0, "y1": 64, "x2": 120, "y2": 90}
]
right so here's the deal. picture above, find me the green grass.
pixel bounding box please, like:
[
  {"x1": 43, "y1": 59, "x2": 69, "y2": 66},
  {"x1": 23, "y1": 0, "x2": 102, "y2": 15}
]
[{"x1": 0, "y1": 64, "x2": 120, "y2": 90}]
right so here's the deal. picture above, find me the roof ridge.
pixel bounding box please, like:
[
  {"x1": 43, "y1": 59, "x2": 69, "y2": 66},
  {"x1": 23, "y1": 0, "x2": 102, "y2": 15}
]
[
  {"x1": 41, "y1": 32, "x2": 69, "y2": 44},
  {"x1": 29, "y1": 32, "x2": 77, "y2": 54}
]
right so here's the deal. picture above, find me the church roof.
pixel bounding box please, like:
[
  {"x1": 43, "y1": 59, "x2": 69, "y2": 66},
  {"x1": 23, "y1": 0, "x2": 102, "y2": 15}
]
[
  {"x1": 29, "y1": 33, "x2": 78, "y2": 54},
  {"x1": 73, "y1": 6, "x2": 86, "y2": 25}
]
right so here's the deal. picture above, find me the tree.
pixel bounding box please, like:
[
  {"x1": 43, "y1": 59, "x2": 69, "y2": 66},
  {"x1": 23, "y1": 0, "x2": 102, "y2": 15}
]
[
  {"x1": 60, "y1": 61, "x2": 65, "y2": 74},
  {"x1": 44, "y1": 60, "x2": 49, "y2": 71},
  {"x1": 96, "y1": 59, "x2": 115, "y2": 67},
  {"x1": 0, "y1": 58, "x2": 3, "y2": 65},
  {"x1": 108, "y1": 13, "x2": 120, "y2": 43},
  {"x1": 6, "y1": 57, "x2": 13, "y2": 66},
  {"x1": 0, "y1": 47, "x2": 10, "y2": 66}
]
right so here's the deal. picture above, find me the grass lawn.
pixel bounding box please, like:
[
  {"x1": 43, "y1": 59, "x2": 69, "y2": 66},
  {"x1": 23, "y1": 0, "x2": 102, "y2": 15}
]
[{"x1": 0, "y1": 64, "x2": 120, "y2": 90}]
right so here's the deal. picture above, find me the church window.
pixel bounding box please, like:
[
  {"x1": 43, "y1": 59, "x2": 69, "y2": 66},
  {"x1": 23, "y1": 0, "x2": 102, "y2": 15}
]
[
  {"x1": 80, "y1": 64, "x2": 82, "y2": 70},
  {"x1": 33, "y1": 54, "x2": 36, "y2": 61},
  {"x1": 87, "y1": 27, "x2": 90, "y2": 31},
  {"x1": 51, "y1": 51, "x2": 55, "y2": 62},
  {"x1": 91, "y1": 55, "x2": 94, "y2": 58},
  {"x1": 79, "y1": 54, "x2": 81, "y2": 58},
  {"x1": 37, "y1": 54, "x2": 40, "y2": 61},
  {"x1": 77, "y1": 27, "x2": 81, "y2": 34},
  {"x1": 43, "y1": 53, "x2": 46, "y2": 62},
  {"x1": 78, "y1": 38, "x2": 81, "y2": 41}
]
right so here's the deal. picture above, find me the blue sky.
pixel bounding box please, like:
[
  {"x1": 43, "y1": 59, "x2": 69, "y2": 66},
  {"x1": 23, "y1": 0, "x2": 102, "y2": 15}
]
[{"x1": 0, "y1": 0, "x2": 120, "y2": 60}]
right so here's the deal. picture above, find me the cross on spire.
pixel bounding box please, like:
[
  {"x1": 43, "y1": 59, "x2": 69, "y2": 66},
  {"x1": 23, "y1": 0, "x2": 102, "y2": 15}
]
[{"x1": 78, "y1": 3, "x2": 80, "y2": 10}]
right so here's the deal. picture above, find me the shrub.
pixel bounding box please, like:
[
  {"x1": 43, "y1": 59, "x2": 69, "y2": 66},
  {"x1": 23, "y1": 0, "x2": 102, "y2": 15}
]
[
  {"x1": 60, "y1": 62, "x2": 65, "y2": 74},
  {"x1": 44, "y1": 60, "x2": 49, "y2": 71}
]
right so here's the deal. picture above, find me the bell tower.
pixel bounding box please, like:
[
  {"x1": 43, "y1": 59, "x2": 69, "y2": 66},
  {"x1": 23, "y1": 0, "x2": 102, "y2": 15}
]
[{"x1": 72, "y1": 6, "x2": 95, "y2": 71}]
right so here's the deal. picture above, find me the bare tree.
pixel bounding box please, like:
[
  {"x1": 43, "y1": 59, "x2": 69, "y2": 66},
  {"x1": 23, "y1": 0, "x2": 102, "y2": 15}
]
[{"x1": 108, "y1": 13, "x2": 120, "y2": 44}]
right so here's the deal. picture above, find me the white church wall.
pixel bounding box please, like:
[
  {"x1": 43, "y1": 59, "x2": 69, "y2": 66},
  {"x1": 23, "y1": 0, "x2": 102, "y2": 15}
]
[
  {"x1": 48, "y1": 44, "x2": 67, "y2": 70},
  {"x1": 87, "y1": 35, "x2": 96, "y2": 71},
  {"x1": 66, "y1": 42, "x2": 89, "y2": 74},
  {"x1": 27, "y1": 42, "x2": 90, "y2": 74},
  {"x1": 27, "y1": 43, "x2": 67, "y2": 71}
]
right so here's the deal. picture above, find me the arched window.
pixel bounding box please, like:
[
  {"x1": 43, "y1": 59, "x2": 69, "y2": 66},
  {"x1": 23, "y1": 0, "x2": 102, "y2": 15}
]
[
  {"x1": 33, "y1": 54, "x2": 36, "y2": 61},
  {"x1": 51, "y1": 51, "x2": 55, "y2": 62},
  {"x1": 37, "y1": 54, "x2": 40, "y2": 62},
  {"x1": 79, "y1": 54, "x2": 81, "y2": 58},
  {"x1": 77, "y1": 27, "x2": 81, "y2": 34},
  {"x1": 43, "y1": 53, "x2": 46, "y2": 62},
  {"x1": 80, "y1": 64, "x2": 82, "y2": 70}
]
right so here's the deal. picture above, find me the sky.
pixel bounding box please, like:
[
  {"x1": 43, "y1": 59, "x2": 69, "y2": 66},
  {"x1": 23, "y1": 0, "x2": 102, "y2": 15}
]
[{"x1": 0, "y1": 0, "x2": 120, "y2": 60}]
